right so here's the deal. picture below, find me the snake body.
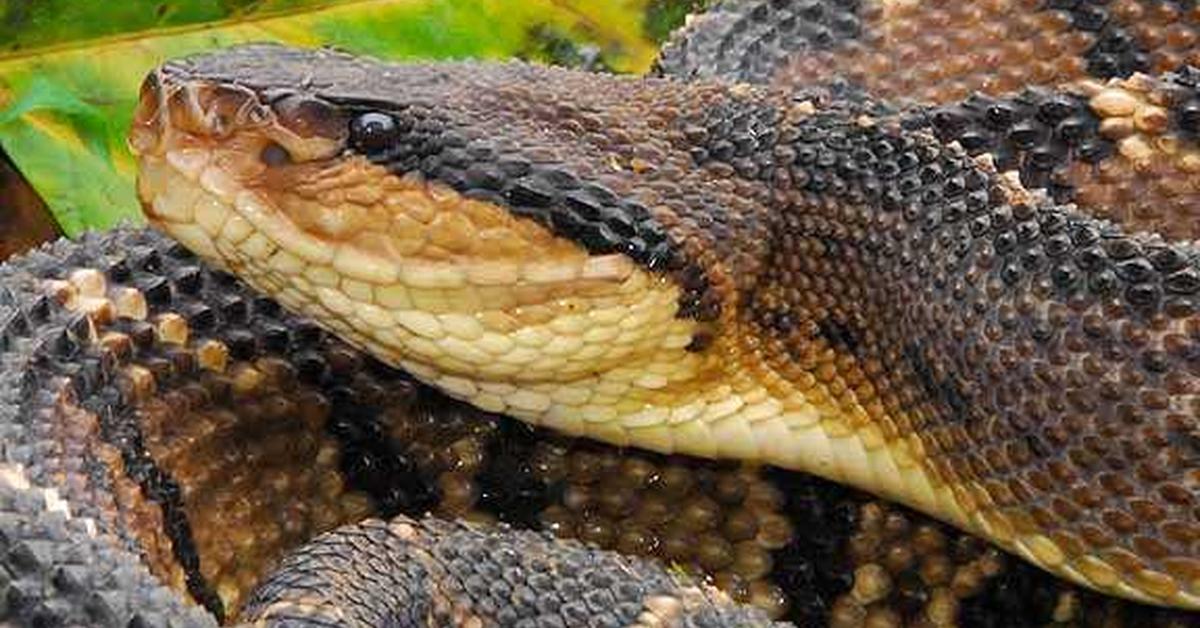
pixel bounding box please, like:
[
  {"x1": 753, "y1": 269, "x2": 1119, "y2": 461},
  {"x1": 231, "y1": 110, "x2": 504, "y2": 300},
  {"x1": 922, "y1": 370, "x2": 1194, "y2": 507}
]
[
  {"x1": 0, "y1": 227, "x2": 794, "y2": 627},
  {"x1": 131, "y1": 0, "x2": 1200, "y2": 613},
  {"x1": 1, "y1": 0, "x2": 1199, "y2": 625}
]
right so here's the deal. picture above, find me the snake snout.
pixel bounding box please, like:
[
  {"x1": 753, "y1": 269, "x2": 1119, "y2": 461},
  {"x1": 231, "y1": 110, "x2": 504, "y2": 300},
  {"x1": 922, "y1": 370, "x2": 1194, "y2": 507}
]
[
  {"x1": 128, "y1": 72, "x2": 164, "y2": 155},
  {"x1": 131, "y1": 69, "x2": 346, "y2": 167},
  {"x1": 131, "y1": 72, "x2": 261, "y2": 155}
]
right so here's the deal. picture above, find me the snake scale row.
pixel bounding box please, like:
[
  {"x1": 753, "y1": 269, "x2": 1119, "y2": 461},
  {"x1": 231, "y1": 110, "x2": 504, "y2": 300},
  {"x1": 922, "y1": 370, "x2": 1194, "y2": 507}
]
[{"x1": 2, "y1": 0, "x2": 1199, "y2": 626}]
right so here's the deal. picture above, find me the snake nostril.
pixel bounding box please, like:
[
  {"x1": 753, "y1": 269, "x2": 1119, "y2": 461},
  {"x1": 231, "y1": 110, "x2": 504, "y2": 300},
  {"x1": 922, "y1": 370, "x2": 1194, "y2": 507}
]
[
  {"x1": 136, "y1": 73, "x2": 162, "y2": 121},
  {"x1": 166, "y1": 84, "x2": 208, "y2": 135}
]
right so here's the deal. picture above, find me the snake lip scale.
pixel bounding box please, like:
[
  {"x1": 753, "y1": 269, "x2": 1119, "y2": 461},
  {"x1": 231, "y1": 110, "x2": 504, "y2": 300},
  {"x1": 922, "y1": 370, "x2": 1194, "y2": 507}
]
[{"x1": 5, "y1": 0, "x2": 1200, "y2": 625}]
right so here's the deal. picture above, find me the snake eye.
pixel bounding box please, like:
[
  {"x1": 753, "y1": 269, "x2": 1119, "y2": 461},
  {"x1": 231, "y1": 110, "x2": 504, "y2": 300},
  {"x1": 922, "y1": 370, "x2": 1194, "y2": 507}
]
[
  {"x1": 260, "y1": 142, "x2": 292, "y2": 166},
  {"x1": 349, "y1": 112, "x2": 399, "y2": 152}
]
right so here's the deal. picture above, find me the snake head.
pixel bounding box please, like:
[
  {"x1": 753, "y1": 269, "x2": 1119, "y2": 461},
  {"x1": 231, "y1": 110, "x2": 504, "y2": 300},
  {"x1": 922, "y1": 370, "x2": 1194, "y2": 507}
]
[{"x1": 129, "y1": 44, "x2": 765, "y2": 457}]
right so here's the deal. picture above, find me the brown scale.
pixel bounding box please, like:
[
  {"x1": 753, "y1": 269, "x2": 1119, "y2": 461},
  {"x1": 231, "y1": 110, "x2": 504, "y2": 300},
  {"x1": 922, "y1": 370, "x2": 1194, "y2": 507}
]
[
  {"x1": 375, "y1": 382, "x2": 500, "y2": 519},
  {"x1": 1063, "y1": 75, "x2": 1200, "y2": 240},
  {"x1": 285, "y1": 341, "x2": 505, "y2": 524},
  {"x1": 769, "y1": 0, "x2": 1200, "y2": 245},
  {"x1": 750, "y1": 120, "x2": 1200, "y2": 605},
  {"x1": 963, "y1": 195, "x2": 1146, "y2": 591},
  {"x1": 774, "y1": 0, "x2": 1093, "y2": 105},
  {"x1": 1112, "y1": 0, "x2": 1200, "y2": 74},
  {"x1": 529, "y1": 444, "x2": 794, "y2": 619},
  {"x1": 129, "y1": 350, "x2": 373, "y2": 614},
  {"x1": 826, "y1": 501, "x2": 1199, "y2": 628},
  {"x1": 312, "y1": 375, "x2": 800, "y2": 617},
  {"x1": 47, "y1": 391, "x2": 189, "y2": 595},
  {"x1": 366, "y1": 400, "x2": 798, "y2": 617},
  {"x1": 43, "y1": 268, "x2": 375, "y2": 616},
  {"x1": 827, "y1": 501, "x2": 1004, "y2": 628},
  {"x1": 753, "y1": 191, "x2": 920, "y2": 438},
  {"x1": 921, "y1": 236, "x2": 1200, "y2": 604}
]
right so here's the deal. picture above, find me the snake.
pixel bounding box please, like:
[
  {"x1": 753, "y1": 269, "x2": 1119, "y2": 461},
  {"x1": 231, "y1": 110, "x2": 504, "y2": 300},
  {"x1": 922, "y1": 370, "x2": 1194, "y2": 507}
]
[{"x1": 1, "y1": 0, "x2": 1199, "y2": 625}]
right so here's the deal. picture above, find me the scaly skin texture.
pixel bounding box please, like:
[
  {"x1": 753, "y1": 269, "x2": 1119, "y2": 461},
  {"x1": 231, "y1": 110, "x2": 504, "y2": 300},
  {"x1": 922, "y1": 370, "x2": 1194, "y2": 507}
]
[
  {"x1": 2, "y1": 229, "x2": 1195, "y2": 627},
  {"x1": 0, "y1": 227, "x2": 791, "y2": 627},
  {"x1": 2, "y1": 0, "x2": 1196, "y2": 625},
  {"x1": 130, "y1": 2, "x2": 1200, "y2": 613},
  {"x1": 240, "y1": 516, "x2": 783, "y2": 627},
  {"x1": 655, "y1": 0, "x2": 1200, "y2": 240}
]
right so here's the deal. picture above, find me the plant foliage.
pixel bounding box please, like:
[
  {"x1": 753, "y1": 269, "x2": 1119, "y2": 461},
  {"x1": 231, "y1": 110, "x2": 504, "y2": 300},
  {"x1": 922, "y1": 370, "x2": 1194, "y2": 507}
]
[{"x1": 0, "y1": 0, "x2": 681, "y2": 234}]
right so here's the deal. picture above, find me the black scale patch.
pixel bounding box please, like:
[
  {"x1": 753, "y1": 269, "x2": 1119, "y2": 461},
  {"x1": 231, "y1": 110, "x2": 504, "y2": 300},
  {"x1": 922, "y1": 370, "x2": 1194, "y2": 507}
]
[
  {"x1": 1042, "y1": 0, "x2": 1154, "y2": 79},
  {"x1": 903, "y1": 88, "x2": 1111, "y2": 202},
  {"x1": 1160, "y1": 65, "x2": 1200, "y2": 139},
  {"x1": 350, "y1": 107, "x2": 673, "y2": 266}
]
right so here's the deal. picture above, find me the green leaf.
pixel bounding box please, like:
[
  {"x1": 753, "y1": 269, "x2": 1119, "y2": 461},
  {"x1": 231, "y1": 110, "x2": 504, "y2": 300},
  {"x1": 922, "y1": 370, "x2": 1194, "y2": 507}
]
[
  {"x1": 0, "y1": 72, "x2": 137, "y2": 234},
  {"x1": 0, "y1": 1, "x2": 350, "y2": 56},
  {"x1": 0, "y1": 75, "x2": 115, "y2": 164},
  {"x1": 0, "y1": 0, "x2": 690, "y2": 236}
]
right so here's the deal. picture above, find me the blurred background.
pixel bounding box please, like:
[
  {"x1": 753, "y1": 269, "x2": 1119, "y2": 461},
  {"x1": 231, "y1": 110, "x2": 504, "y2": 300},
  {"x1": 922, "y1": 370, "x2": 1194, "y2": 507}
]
[{"x1": 0, "y1": 0, "x2": 703, "y2": 259}]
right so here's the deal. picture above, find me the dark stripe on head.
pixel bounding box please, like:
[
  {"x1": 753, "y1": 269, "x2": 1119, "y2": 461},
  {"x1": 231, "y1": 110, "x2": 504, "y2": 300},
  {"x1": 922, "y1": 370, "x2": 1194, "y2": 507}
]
[
  {"x1": 343, "y1": 108, "x2": 676, "y2": 270},
  {"x1": 159, "y1": 45, "x2": 781, "y2": 322}
]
